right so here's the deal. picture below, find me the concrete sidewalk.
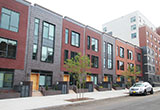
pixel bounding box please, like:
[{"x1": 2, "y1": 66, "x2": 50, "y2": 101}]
[{"x1": 0, "y1": 87, "x2": 160, "y2": 110}]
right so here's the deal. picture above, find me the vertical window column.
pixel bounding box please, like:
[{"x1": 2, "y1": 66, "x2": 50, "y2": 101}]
[{"x1": 32, "y1": 18, "x2": 40, "y2": 60}]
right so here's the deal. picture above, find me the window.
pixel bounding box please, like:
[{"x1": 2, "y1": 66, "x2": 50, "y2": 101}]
[
  {"x1": 0, "y1": 8, "x2": 20, "y2": 32},
  {"x1": 150, "y1": 34, "x2": 153, "y2": 39},
  {"x1": 131, "y1": 33, "x2": 136, "y2": 39},
  {"x1": 32, "y1": 44, "x2": 38, "y2": 60},
  {"x1": 130, "y1": 16, "x2": 136, "y2": 23},
  {"x1": 0, "y1": 37, "x2": 17, "y2": 58},
  {"x1": 147, "y1": 40, "x2": 149, "y2": 45},
  {"x1": 103, "y1": 27, "x2": 107, "y2": 32},
  {"x1": 64, "y1": 50, "x2": 68, "y2": 63},
  {"x1": 70, "y1": 51, "x2": 77, "y2": 59},
  {"x1": 43, "y1": 22, "x2": 55, "y2": 40},
  {"x1": 146, "y1": 31, "x2": 149, "y2": 36},
  {"x1": 117, "y1": 61, "x2": 124, "y2": 70},
  {"x1": 32, "y1": 18, "x2": 40, "y2": 60},
  {"x1": 65, "y1": 29, "x2": 69, "y2": 44},
  {"x1": 120, "y1": 47, "x2": 124, "y2": 58},
  {"x1": 137, "y1": 53, "x2": 141, "y2": 62},
  {"x1": 117, "y1": 46, "x2": 119, "y2": 56},
  {"x1": 131, "y1": 24, "x2": 136, "y2": 30},
  {"x1": 103, "y1": 58, "x2": 106, "y2": 68},
  {"x1": 107, "y1": 43, "x2": 113, "y2": 69},
  {"x1": 41, "y1": 46, "x2": 53, "y2": 63},
  {"x1": 41, "y1": 21, "x2": 55, "y2": 63},
  {"x1": 87, "y1": 36, "x2": 90, "y2": 49},
  {"x1": 103, "y1": 42, "x2": 106, "y2": 53},
  {"x1": 136, "y1": 65, "x2": 141, "y2": 72},
  {"x1": 127, "y1": 49, "x2": 133, "y2": 60},
  {"x1": 39, "y1": 74, "x2": 52, "y2": 87},
  {"x1": 91, "y1": 38, "x2": 98, "y2": 52},
  {"x1": 71, "y1": 31, "x2": 80, "y2": 47},
  {"x1": 90, "y1": 74, "x2": 98, "y2": 85},
  {"x1": 155, "y1": 45, "x2": 157, "y2": 50},
  {"x1": 91, "y1": 55, "x2": 99, "y2": 68},
  {"x1": 0, "y1": 69, "x2": 14, "y2": 88},
  {"x1": 151, "y1": 42, "x2": 153, "y2": 47}
]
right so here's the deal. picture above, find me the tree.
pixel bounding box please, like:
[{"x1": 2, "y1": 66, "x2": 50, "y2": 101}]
[
  {"x1": 64, "y1": 53, "x2": 91, "y2": 98},
  {"x1": 122, "y1": 66, "x2": 141, "y2": 88}
]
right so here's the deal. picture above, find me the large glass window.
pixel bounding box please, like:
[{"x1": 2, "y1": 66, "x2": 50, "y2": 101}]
[
  {"x1": 87, "y1": 36, "x2": 90, "y2": 50},
  {"x1": 32, "y1": 18, "x2": 40, "y2": 60},
  {"x1": 0, "y1": 8, "x2": 20, "y2": 32},
  {"x1": 91, "y1": 55, "x2": 99, "y2": 68},
  {"x1": 0, "y1": 70, "x2": 14, "y2": 88},
  {"x1": 120, "y1": 47, "x2": 124, "y2": 58},
  {"x1": 91, "y1": 38, "x2": 98, "y2": 52},
  {"x1": 43, "y1": 22, "x2": 55, "y2": 40},
  {"x1": 41, "y1": 46, "x2": 53, "y2": 63},
  {"x1": 127, "y1": 49, "x2": 133, "y2": 60},
  {"x1": 41, "y1": 21, "x2": 55, "y2": 63},
  {"x1": 0, "y1": 37, "x2": 17, "y2": 58},
  {"x1": 71, "y1": 31, "x2": 80, "y2": 47},
  {"x1": 107, "y1": 43, "x2": 113, "y2": 69},
  {"x1": 65, "y1": 29, "x2": 69, "y2": 44}
]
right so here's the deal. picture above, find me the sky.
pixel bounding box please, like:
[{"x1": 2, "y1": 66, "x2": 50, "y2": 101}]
[{"x1": 28, "y1": 0, "x2": 160, "y2": 31}]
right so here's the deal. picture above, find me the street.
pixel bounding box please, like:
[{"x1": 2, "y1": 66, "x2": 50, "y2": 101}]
[{"x1": 40, "y1": 92, "x2": 160, "y2": 110}]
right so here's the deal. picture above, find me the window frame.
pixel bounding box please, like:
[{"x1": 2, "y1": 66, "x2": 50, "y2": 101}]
[
  {"x1": 0, "y1": 7, "x2": 20, "y2": 32},
  {"x1": 91, "y1": 38, "x2": 98, "y2": 52},
  {"x1": 107, "y1": 43, "x2": 113, "y2": 69},
  {"x1": 0, "y1": 37, "x2": 17, "y2": 59},
  {"x1": 120, "y1": 47, "x2": 124, "y2": 58},
  {"x1": 71, "y1": 31, "x2": 80, "y2": 47}
]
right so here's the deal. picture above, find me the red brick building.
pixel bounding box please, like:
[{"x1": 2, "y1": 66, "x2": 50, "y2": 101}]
[
  {"x1": 0, "y1": 0, "x2": 30, "y2": 98},
  {"x1": 139, "y1": 26, "x2": 160, "y2": 83},
  {"x1": 115, "y1": 38, "x2": 142, "y2": 85}
]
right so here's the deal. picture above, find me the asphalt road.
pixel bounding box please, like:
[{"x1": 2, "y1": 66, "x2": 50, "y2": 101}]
[{"x1": 39, "y1": 92, "x2": 160, "y2": 110}]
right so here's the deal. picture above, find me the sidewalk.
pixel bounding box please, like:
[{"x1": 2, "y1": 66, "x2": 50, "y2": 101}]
[{"x1": 0, "y1": 87, "x2": 160, "y2": 110}]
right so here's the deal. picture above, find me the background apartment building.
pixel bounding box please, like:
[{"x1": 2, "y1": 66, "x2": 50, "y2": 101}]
[
  {"x1": 102, "y1": 11, "x2": 155, "y2": 46},
  {"x1": 139, "y1": 26, "x2": 160, "y2": 83}
]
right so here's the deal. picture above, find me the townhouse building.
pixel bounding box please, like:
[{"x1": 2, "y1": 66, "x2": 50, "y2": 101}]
[
  {"x1": 115, "y1": 38, "x2": 143, "y2": 86},
  {"x1": 101, "y1": 33, "x2": 116, "y2": 84},
  {"x1": 25, "y1": 4, "x2": 63, "y2": 91},
  {"x1": 61, "y1": 17, "x2": 102, "y2": 85},
  {"x1": 0, "y1": 0, "x2": 30, "y2": 97}
]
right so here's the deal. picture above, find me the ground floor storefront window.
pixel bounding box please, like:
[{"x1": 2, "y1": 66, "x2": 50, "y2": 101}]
[{"x1": 0, "y1": 69, "x2": 14, "y2": 88}]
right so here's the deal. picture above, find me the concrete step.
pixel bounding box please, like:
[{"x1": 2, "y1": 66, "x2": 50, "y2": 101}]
[
  {"x1": 69, "y1": 90, "x2": 76, "y2": 94},
  {"x1": 94, "y1": 88, "x2": 98, "y2": 92},
  {"x1": 32, "y1": 91, "x2": 43, "y2": 97}
]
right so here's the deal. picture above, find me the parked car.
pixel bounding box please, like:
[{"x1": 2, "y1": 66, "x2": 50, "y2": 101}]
[{"x1": 129, "y1": 82, "x2": 153, "y2": 96}]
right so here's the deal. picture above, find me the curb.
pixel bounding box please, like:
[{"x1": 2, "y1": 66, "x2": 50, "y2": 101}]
[{"x1": 35, "y1": 89, "x2": 160, "y2": 110}]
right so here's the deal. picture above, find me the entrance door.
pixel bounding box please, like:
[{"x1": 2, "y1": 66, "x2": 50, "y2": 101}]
[{"x1": 30, "y1": 74, "x2": 39, "y2": 91}]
